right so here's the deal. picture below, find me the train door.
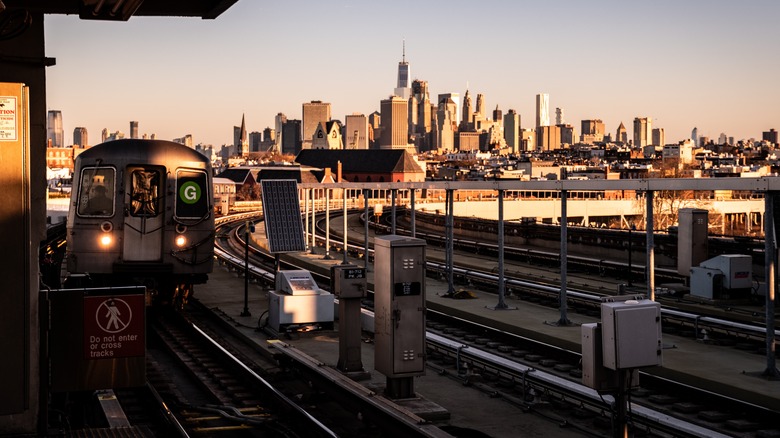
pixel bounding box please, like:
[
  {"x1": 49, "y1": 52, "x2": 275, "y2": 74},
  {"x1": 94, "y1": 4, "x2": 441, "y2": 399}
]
[{"x1": 123, "y1": 166, "x2": 164, "y2": 261}]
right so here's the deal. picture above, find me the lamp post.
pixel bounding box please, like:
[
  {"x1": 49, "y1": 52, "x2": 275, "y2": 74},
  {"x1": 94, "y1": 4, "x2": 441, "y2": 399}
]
[
  {"x1": 628, "y1": 224, "x2": 636, "y2": 287},
  {"x1": 241, "y1": 220, "x2": 254, "y2": 317}
]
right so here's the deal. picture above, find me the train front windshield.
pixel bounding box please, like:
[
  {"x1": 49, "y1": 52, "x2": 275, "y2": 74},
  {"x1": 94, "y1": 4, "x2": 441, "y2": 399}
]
[
  {"x1": 129, "y1": 169, "x2": 161, "y2": 217},
  {"x1": 77, "y1": 167, "x2": 115, "y2": 217}
]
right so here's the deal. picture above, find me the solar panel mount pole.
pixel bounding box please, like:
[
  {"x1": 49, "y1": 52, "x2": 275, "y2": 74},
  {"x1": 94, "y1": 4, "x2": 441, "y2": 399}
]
[
  {"x1": 342, "y1": 188, "x2": 349, "y2": 264},
  {"x1": 324, "y1": 188, "x2": 333, "y2": 259},
  {"x1": 241, "y1": 221, "x2": 251, "y2": 317},
  {"x1": 364, "y1": 189, "x2": 369, "y2": 269}
]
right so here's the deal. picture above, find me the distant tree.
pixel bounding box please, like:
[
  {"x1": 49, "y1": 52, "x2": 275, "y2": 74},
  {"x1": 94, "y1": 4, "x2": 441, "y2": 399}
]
[{"x1": 635, "y1": 158, "x2": 703, "y2": 232}]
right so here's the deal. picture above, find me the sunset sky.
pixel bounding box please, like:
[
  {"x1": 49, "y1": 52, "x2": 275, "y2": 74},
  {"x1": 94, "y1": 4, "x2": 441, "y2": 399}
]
[{"x1": 44, "y1": 0, "x2": 780, "y2": 147}]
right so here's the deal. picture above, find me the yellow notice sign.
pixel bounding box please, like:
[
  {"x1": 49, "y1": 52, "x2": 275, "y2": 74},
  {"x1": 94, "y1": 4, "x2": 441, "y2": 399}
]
[{"x1": 0, "y1": 96, "x2": 17, "y2": 141}]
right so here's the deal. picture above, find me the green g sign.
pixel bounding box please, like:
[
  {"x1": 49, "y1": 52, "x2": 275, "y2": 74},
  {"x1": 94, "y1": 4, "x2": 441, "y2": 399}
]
[{"x1": 179, "y1": 181, "x2": 201, "y2": 205}]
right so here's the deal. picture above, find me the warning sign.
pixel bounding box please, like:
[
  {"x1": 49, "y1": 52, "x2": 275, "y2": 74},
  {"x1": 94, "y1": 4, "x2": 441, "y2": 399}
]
[
  {"x1": 0, "y1": 96, "x2": 18, "y2": 141},
  {"x1": 84, "y1": 294, "x2": 145, "y2": 360}
]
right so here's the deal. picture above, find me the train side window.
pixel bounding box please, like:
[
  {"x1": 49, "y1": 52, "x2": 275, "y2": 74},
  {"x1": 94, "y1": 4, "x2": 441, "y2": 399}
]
[
  {"x1": 129, "y1": 169, "x2": 161, "y2": 217},
  {"x1": 77, "y1": 167, "x2": 115, "y2": 217},
  {"x1": 175, "y1": 169, "x2": 209, "y2": 220}
]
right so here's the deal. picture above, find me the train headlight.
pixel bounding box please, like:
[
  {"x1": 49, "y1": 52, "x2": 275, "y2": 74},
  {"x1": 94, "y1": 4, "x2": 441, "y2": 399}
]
[
  {"x1": 175, "y1": 235, "x2": 187, "y2": 247},
  {"x1": 99, "y1": 221, "x2": 113, "y2": 248}
]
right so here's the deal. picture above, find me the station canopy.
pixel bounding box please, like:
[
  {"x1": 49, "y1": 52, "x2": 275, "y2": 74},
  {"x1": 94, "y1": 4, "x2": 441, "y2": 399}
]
[{"x1": 2, "y1": 0, "x2": 239, "y2": 21}]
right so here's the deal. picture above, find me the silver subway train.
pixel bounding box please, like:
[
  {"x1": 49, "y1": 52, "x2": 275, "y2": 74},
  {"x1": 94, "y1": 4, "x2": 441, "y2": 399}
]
[{"x1": 65, "y1": 139, "x2": 215, "y2": 305}]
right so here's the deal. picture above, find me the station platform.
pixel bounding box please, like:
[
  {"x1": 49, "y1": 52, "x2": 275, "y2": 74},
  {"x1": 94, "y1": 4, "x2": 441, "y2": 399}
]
[{"x1": 194, "y1": 220, "x2": 780, "y2": 436}]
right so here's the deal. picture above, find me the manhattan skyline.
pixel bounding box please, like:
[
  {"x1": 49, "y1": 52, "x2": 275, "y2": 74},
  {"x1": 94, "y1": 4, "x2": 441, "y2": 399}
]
[{"x1": 43, "y1": 0, "x2": 780, "y2": 148}]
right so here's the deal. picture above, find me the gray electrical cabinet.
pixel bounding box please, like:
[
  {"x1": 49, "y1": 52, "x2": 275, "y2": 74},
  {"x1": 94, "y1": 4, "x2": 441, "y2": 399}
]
[
  {"x1": 601, "y1": 300, "x2": 663, "y2": 370},
  {"x1": 678, "y1": 208, "x2": 709, "y2": 276},
  {"x1": 374, "y1": 236, "x2": 427, "y2": 378},
  {"x1": 582, "y1": 323, "x2": 639, "y2": 391}
]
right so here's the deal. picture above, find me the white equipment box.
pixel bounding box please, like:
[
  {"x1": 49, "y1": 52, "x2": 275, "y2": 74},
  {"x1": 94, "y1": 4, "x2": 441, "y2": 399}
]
[
  {"x1": 601, "y1": 300, "x2": 662, "y2": 370},
  {"x1": 699, "y1": 254, "x2": 752, "y2": 290},
  {"x1": 268, "y1": 270, "x2": 334, "y2": 332}
]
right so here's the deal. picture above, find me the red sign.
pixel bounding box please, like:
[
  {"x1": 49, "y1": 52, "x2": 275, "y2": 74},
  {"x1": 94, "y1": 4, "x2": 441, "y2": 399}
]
[{"x1": 83, "y1": 294, "x2": 145, "y2": 360}]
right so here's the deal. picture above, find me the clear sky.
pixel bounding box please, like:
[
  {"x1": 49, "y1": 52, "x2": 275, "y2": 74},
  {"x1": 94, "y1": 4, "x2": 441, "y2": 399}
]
[{"x1": 44, "y1": 0, "x2": 780, "y2": 147}]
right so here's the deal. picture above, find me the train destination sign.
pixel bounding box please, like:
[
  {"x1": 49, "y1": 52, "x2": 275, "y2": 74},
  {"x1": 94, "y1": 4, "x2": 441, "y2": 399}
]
[{"x1": 83, "y1": 293, "x2": 145, "y2": 360}]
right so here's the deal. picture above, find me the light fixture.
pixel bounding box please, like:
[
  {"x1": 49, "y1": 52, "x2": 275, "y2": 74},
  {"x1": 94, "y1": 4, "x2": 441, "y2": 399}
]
[
  {"x1": 80, "y1": 0, "x2": 144, "y2": 21},
  {"x1": 175, "y1": 235, "x2": 187, "y2": 247}
]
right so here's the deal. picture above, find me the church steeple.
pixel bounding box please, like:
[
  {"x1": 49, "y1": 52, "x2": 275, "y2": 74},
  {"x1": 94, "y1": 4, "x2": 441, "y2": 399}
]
[{"x1": 239, "y1": 113, "x2": 248, "y2": 156}]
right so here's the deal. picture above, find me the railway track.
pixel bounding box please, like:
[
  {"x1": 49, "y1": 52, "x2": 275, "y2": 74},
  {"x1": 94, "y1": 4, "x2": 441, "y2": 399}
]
[
  {"x1": 148, "y1": 306, "x2": 341, "y2": 437},
  {"x1": 215, "y1": 214, "x2": 780, "y2": 437},
  {"x1": 43, "y1": 213, "x2": 780, "y2": 436}
]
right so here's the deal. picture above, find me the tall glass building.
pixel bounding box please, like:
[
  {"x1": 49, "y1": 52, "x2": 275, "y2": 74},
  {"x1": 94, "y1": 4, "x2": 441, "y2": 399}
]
[
  {"x1": 47, "y1": 110, "x2": 63, "y2": 147},
  {"x1": 535, "y1": 94, "x2": 549, "y2": 128}
]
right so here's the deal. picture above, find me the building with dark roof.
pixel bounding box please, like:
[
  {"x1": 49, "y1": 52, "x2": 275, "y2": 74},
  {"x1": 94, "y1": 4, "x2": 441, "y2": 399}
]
[
  {"x1": 295, "y1": 149, "x2": 425, "y2": 183},
  {"x1": 215, "y1": 167, "x2": 256, "y2": 195}
]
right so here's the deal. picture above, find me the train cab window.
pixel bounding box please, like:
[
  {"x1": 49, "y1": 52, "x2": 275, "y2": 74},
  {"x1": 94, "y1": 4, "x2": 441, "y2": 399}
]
[
  {"x1": 175, "y1": 169, "x2": 209, "y2": 219},
  {"x1": 77, "y1": 167, "x2": 115, "y2": 217},
  {"x1": 129, "y1": 169, "x2": 161, "y2": 217}
]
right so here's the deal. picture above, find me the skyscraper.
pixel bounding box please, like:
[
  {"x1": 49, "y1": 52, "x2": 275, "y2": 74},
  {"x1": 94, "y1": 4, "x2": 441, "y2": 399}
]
[
  {"x1": 536, "y1": 125, "x2": 561, "y2": 151},
  {"x1": 379, "y1": 96, "x2": 409, "y2": 149},
  {"x1": 345, "y1": 113, "x2": 369, "y2": 149},
  {"x1": 653, "y1": 128, "x2": 665, "y2": 147},
  {"x1": 616, "y1": 122, "x2": 628, "y2": 143},
  {"x1": 475, "y1": 93, "x2": 485, "y2": 119},
  {"x1": 249, "y1": 131, "x2": 263, "y2": 152},
  {"x1": 73, "y1": 127, "x2": 88, "y2": 148},
  {"x1": 535, "y1": 94, "x2": 549, "y2": 128},
  {"x1": 691, "y1": 127, "x2": 699, "y2": 146},
  {"x1": 633, "y1": 117, "x2": 652, "y2": 148},
  {"x1": 461, "y1": 89, "x2": 473, "y2": 126},
  {"x1": 492, "y1": 105, "x2": 502, "y2": 123},
  {"x1": 503, "y1": 109, "x2": 520, "y2": 153},
  {"x1": 302, "y1": 101, "x2": 331, "y2": 150},
  {"x1": 581, "y1": 119, "x2": 605, "y2": 144},
  {"x1": 436, "y1": 98, "x2": 456, "y2": 151},
  {"x1": 47, "y1": 110, "x2": 63, "y2": 147},
  {"x1": 130, "y1": 121, "x2": 139, "y2": 139},
  {"x1": 393, "y1": 41, "x2": 411, "y2": 99},
  {"x1": 559, "y1": 124, "x2": 575, "y2": 146},
  {"x1": 412, "y1": 80, "x2": 433, "y2": 146},
  {"x1": 555, "y1": 107, "x2": 564, "y2": 125},
  {"x1": 763, "y1": 129, "x2": 778, "y2": 145},
  {"x1": 274, "y1": 113, "x2": 287, "y2": 151},
  {"x1": 281, "y1": 119, "x2": 302, "y2": 156},
  {"x1": 437, "y1": 93, "x2": 460, "y2": 127}
]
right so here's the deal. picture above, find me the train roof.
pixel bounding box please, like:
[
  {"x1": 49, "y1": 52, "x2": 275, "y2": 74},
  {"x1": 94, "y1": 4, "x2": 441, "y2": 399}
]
[{"x1": 76, "y1": 139, "x2": 211, "y2": 169}]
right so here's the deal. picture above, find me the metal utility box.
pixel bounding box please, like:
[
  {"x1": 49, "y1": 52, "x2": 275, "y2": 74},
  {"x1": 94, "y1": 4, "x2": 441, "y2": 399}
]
[
  {"x1": 374, "y1": 236, "x2": 427, "y2": 378},
  {"x1": 331, "y1": 264, "x2": 367, "y2": 298},
  {"x1": 690, "y1": 255, "x2": 752, "y2": 300},
  {"x1": 268, "y1": 270, "x2": 334, "y2": 332},
  {"x1": 276, "y1": 270, "x2": 321, "y2": 296},
  {"x1": 690, "y1": 267, "x2": 723, "y2": 299},
  {"x1": 699, "y1": 255, "x2": 752, "y2": 290},
  {"x1": 677, "y1": 208, "x2": 709, "y2": 276},
  {"x1": 582, "y1": 323, "x2": 639, "y2": 391},
  {"x1": 601, "y1": 300, "x2": 662, "y2": 370}
]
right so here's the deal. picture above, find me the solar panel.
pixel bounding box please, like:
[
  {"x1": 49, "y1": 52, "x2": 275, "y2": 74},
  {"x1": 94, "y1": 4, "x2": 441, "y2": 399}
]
[{"x1": 261, "y1": 179, "x2": 306, "y2": 253}]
